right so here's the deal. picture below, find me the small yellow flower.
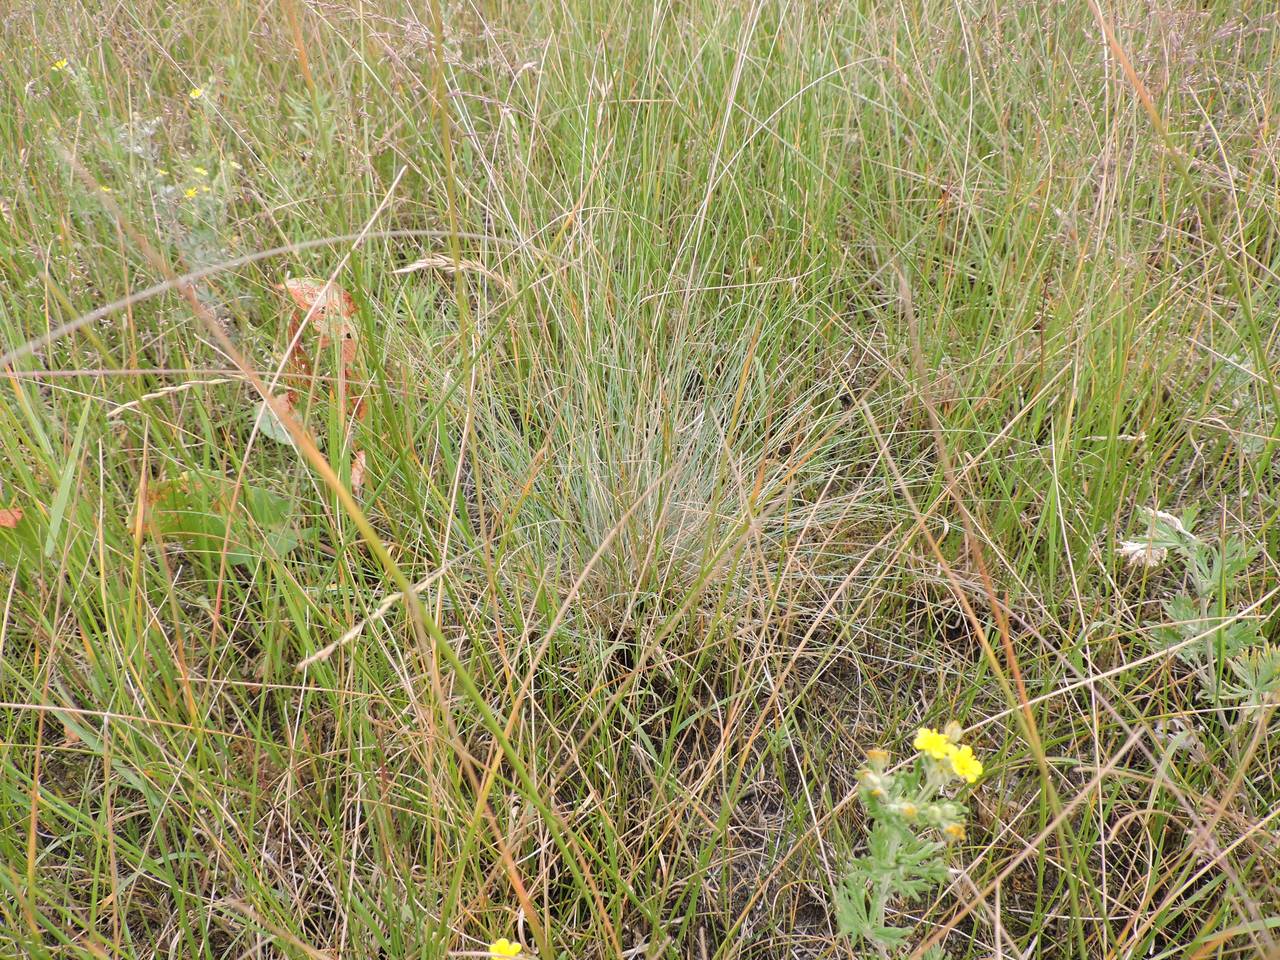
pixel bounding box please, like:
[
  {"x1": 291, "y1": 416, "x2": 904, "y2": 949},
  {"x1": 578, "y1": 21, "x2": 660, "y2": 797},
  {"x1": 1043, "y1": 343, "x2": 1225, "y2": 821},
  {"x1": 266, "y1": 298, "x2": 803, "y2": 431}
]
[
  {"x1": 865, "y1": 748, "x2": 890, "y2": 768},
  {"x1": 896, "y1": 801, "x2": 919, "y2": 819},
  {"x1": 184, "y1": 187, "x2": 199, "y2": 199},
  {"x1": 156, "y1": 168, "x2": 169, "y2": 176},
  {"x1": 913, "y1": 727, "x2": 952, "y2": 760},
  {"x1": 99, "y1": 185, "x2": 113, "y2": 193},
  {"x1": 192, "y1": 165, "x2": 209, "y2": 178},
  {"x1": 943, "y1": 822, "x2": 966, "y2": 841},
  {"x1": 188, "y1": 87, "x2": 204, "y2": 100},
  {"x1": 489, "y1": 939, "x2": 522, "y2": 958},
  {"x1": 946, "y1": 744, "x2": 983, "y2": 784},
  {"x1": 51, "y1": 58, "x2": 69, "y2": 72}
]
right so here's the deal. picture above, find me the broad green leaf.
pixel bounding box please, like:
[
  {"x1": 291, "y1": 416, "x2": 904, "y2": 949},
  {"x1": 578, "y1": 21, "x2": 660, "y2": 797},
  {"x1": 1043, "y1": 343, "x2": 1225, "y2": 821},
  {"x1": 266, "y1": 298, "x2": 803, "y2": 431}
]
[
  {"x1": 253, "y1": 395, "x2": 295, "y2": 445},
  {"x1": 143, "y1": 470, "x2": 310, "y2": 566}
]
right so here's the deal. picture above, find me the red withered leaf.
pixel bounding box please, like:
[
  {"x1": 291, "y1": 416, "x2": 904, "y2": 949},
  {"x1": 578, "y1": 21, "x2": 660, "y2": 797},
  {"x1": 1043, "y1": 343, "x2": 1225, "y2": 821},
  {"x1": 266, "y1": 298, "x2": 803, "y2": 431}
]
[
  {"x1": 279, "y1": 276, "x2": 356, "y2": 319},
  {"x1": 350, "y1": 449, "x2": 366, "y2": 493}
]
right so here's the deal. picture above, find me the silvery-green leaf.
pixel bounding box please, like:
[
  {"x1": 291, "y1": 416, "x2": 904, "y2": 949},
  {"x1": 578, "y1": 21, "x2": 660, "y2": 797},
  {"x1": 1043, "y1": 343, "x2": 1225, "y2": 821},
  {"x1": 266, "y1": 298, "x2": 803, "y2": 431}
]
[{"x1": 254, "y1": 396, "x2": 294, "y2": 445}]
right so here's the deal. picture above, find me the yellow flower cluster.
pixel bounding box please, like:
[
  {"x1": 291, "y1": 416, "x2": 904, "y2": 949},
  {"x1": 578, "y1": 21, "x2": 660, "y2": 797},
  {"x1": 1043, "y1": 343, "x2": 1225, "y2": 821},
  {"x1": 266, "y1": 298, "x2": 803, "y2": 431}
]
[
  {"x1": 856, "y1": 728, "x2": 978, "y2": 846},
  {"x1": 948, "y1": 744, "x2": 982, "y2": 784},
  {"x1": 913, "y1": 726, "x2": 984, "y2": 783},
  {"x1": 489, "y1": 939, "x2": 522, "y2": 958},
  {"x1": 912, "y1": 727, "x2": 951, "y2": 760}
]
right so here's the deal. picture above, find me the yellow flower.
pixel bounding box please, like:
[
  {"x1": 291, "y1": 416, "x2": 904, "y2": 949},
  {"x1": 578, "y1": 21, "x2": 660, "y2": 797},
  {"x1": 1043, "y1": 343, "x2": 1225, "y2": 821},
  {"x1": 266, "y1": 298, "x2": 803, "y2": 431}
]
[
  {"x1": 913, "y1": 727, "x2": 952, "y2": 760},
  {"x1": 184, "y1": 187, "x2": 199, "y2": 199},
  {"x1": 865, "y1": 748, "x2": 890, "y2": 770},
  {"x1": 946, "y1": 744, "x2": 983, "y2": 784},
  {"x1": 51, "y1": 58, "x2": 69, "y2": 72},
  {"x1": 188, "y1": 87, "x2": 204, "y2": 100},
  {"x1": 943, "y1": 822, "x2": 966, "y2": 841},
  {"x1": 192, "y1": 165, "x2": 209, "y2": 178},
  {"x1": 99, "y1": 185, "x2": 113, "y2": 193},
  {"x1": 489, "y1": 939, "x2": 522, "y2": 958},
  {"x1": 156, "y1": 168, "x2": 169, "y2": 176}
]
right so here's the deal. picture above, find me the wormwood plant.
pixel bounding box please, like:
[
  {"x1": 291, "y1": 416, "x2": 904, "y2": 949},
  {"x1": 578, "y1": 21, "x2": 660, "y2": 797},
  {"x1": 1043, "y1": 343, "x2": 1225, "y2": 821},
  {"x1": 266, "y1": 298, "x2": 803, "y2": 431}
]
[
  {"x1": 1121, "y1": 508, "x2": 1279, "y2": 714},
  {"x1": 836, "y1": 724, "x2": 983, "y2": 958}
]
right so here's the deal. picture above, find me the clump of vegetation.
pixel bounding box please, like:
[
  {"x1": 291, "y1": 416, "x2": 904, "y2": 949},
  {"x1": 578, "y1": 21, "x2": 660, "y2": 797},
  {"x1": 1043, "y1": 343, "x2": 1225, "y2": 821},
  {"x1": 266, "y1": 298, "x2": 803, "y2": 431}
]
[
  {"x1": 836, "y1": 724, "x2": 983, "y2": 957},
  {"x1": 1122, "y1": 507, "x2": 1279, "y2": 715}
]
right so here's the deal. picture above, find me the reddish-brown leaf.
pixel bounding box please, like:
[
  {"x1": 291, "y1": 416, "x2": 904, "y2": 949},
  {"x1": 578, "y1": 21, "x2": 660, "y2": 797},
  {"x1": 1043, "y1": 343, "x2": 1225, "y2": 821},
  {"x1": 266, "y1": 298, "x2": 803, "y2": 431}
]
[
  {"x1": 350, "y1": 449, "x2": 366, "y2": 493},
  {"x1": 279, "y1": 276, "x2": 356, "y2": 319},
  {"x1": 279, "y1": 276, "x2": 359, "y2": 366},
  {"x1": 285, "y1": 316, "x2": 314, "y2": 378},
  {"x1": 319, "y1": 325, "x2": 358, "y2": 365},
  {"x1": 0, "y1": 507, "x2": 22, "y2": 528}
]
